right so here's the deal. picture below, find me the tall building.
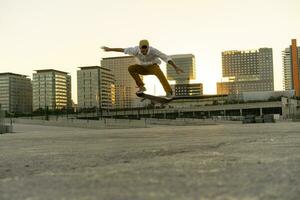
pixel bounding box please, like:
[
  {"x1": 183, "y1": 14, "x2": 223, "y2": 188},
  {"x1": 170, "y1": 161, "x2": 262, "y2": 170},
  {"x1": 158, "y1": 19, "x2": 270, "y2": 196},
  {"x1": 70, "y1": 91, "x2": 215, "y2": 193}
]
[
  {"x1": 217, "y1": 48, "x2": 274, "y2": 95},
  {"x1": 77, "y1": 66, "x2": 115, "y2": 110},
  {"x1": 282, "y1": 39, "x2": 300, "y2": 96},
  {"x1": 173, "y1": 83, "x2": 203, "y2": 96},
  {"x1": 0, "y1": 73, "x2": 32, "y2": 114},
  {"x1": 101, "y1": 56, "x2": 139, "y2": 108},
  {"x1": 167, "y1": 54, "x2": 203, "y2": 96},
  {"x1": 33, "y1": 69, "x2": 72, "y2": 111},
  {"x1": 167, "y1": 54, "x2": 196, "y2": 84}
]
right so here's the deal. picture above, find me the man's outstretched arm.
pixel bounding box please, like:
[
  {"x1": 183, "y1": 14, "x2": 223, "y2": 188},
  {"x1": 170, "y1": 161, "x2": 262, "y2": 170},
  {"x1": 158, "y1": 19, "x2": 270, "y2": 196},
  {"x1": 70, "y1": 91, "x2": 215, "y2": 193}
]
[
  {"x1": 168, "y1": 60, "x2": 184, "y2": 74},
  {"x1": 101, "y1": 46, "x2": 124, "y2": 52},
  {"x1": 154, "y1": 48, "x2": 184, "y2": 75}
]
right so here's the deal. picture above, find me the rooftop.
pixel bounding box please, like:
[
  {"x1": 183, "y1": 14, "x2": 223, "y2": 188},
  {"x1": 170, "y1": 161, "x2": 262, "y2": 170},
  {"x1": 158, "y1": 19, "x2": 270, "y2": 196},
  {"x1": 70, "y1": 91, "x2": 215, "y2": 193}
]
[
  {"x1": 78, "y1": 66, "x2": 101, "y2": 70},
  {"x1": 34, "y1": 69, "x2": 69, "y2": 74},
  {"x1": 170, "y1": 54, "x2": 195, "y2": 58},
  {"x1": 78, "y1": 66, "x2": 111, "y2": 72},
  {"x1": 0, "y1": 72, "x2": 29, "y2": 78}
]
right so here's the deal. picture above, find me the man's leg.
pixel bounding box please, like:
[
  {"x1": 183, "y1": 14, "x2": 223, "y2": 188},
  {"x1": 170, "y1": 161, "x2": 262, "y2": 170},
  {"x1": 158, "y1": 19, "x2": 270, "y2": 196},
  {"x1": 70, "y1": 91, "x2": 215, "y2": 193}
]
[
  {"x1": 128, "y1": 64, "x2": 148, "y2": 88},
  {"x1": 149, "y1": 64, "x2": 173, "y2": 94}
]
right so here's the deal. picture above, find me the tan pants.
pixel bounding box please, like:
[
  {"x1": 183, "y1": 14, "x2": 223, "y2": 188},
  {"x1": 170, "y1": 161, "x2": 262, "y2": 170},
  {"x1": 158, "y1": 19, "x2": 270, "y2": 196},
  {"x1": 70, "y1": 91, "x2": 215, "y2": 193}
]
[{"x1": 128, "y1": 64, "x2": 172, "y2": 94}]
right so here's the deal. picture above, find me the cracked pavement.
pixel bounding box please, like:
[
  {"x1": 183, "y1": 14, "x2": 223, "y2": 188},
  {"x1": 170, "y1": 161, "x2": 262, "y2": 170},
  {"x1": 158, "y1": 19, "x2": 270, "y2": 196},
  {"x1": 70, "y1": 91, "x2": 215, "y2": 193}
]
[{"x1": 1, "y1": 122, "x2": 300, "y2": 200}]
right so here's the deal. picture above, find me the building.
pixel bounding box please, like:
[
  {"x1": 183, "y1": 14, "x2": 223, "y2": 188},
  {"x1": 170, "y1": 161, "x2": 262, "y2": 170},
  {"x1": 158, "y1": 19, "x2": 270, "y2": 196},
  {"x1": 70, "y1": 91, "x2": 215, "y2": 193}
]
[
  {"x1": 33, "y1": 69, "x2": 71, "y2": 111},
  {"x1": 167, "y1": 54, "x2": 196, "y2": 84},
  {"x1": 167, "y1": 54, "x2": 203, "y2": 96},
  {"x1": 77, "y1": 66, "x2": 115, "y2": 110},
  {"x1": 0, "y1": 73, "x2": 32, "y2": 114},
  {"x1": 217, "y1": 79, "x2": 273, "y2": 95},
  {"x1": 172, "y1": 83, "x2": 203, "y2": 96},
  {"x1": 282, "y1": 39, "x2": 300, "y2": 95},
  {"x1": 217, "y1": 48, "x2": 274, "y2": 95},
  {"x1": 101, "y1": 56, "x2": 139, "y2": 108}
]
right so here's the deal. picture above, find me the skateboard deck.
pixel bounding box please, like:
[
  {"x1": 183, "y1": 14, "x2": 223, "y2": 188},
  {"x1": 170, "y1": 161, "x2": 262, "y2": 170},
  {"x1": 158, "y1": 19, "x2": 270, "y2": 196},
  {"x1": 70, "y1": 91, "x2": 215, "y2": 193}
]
[
  {"x1": 136, "y1": 93, "x2": 228, "y2": 105},
  {"x1": 136, "y1": 93, "x2": 172, "y2": 104}
]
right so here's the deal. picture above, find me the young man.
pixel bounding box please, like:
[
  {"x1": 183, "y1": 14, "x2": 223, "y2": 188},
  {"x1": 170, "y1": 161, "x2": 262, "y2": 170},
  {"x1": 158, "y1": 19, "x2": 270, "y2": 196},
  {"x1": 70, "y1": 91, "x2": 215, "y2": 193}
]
[{"x1": 101, "y1": 40, "x2": 183, "y2": 99}]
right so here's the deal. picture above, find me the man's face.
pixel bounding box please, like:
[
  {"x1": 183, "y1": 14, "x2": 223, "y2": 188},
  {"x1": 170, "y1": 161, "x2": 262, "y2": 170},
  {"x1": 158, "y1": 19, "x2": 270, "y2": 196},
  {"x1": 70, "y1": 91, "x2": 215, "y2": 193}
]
[{"x1": 140, "y1": 46, "x2": 148, "y2": 55}]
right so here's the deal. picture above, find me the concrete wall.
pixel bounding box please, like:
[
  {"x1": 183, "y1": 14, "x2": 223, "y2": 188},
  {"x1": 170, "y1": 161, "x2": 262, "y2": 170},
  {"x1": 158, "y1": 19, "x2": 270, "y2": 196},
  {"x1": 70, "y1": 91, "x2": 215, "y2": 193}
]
[
  {"x1": 281, "y1": 97, "x2": 300, "y2": 118},
  {"x1": 5, "y1": 117, "x2": 244, "y2": 129},
  {"x1": 7, "y1": 118, "x2": 147, "y2": 129},
  {"x1": 0, "y1": 125, "x2": 13, "y2": 134},
  {"x1": 145, "y1": 118, "x2": 242, "y2": 126},
  {"x1": 242, "y1": 90, "x2": 294, "y2": 101}
]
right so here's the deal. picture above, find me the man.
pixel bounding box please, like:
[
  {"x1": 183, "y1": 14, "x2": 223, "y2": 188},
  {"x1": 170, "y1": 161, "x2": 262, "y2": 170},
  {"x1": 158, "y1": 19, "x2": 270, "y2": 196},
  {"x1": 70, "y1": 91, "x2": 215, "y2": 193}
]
[{"x1": 101, "y1": 40, "x2": 184, "y2": 99}]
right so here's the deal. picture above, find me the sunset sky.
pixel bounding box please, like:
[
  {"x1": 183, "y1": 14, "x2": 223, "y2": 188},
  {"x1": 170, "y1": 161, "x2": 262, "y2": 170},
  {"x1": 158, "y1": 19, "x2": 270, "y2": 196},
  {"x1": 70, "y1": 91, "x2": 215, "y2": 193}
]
[{"x1": 1, "y1": 0, "x2": 300, "y2": 102}]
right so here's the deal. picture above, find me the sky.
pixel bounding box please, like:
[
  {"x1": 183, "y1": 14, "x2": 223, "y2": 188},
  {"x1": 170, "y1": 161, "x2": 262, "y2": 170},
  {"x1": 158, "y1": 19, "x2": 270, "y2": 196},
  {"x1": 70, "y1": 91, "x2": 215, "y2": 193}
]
[{"x1": 1, "y1": 0, "x2": 300, "y2": 103}]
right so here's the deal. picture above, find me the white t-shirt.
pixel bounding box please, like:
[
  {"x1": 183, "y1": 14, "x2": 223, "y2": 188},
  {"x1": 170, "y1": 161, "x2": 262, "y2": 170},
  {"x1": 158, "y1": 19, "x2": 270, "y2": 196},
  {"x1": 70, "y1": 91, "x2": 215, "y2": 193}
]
[{"x1": 124, "y1": 46, "x2": 172, "y2": 66}]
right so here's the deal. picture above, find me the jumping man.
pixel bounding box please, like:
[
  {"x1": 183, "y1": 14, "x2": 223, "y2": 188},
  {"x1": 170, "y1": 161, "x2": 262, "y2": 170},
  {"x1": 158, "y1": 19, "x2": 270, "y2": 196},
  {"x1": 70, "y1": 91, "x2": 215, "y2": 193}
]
[{"x1": 101, "y1": 40, "x2": 184, "y2": 99}]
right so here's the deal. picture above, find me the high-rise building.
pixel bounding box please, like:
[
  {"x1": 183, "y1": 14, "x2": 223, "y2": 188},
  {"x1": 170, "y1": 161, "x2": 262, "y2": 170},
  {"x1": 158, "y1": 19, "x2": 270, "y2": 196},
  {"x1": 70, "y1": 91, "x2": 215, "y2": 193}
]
[
  {"x1": 101, "y1": 56, "x2": 139, "y2": 108},
  {"x1": 173, "y1": 83, "x2": 203, "y2": 96},
  {"x1": 217, "y1": 48, "x2": 274, "y2": 95},
  {"x1": 77, "y1": 66, "x2": 115, "y2": 110},
  {"x1": 0, "y1": 73, "x2": 32, "y2": 114},
  {"x1": 33, "y1": 69, "x2": 72, "y2": 111},
  {"x1": 167, "y1": 54, "x2": 203, "y2": 96},
  {"x1": 282, "y1": 39, "x2": 300, "y2": 96},
  {"x1": 167, "y1": 54, "x2": 196, "y2": 84}
]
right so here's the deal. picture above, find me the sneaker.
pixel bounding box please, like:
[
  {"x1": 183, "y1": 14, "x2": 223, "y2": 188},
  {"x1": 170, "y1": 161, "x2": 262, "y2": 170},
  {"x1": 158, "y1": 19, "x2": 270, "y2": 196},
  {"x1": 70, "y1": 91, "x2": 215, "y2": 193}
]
[
  {"x1": 165, "y1": 92, "x2": 174, "y2": 100},
  {"x1": 136, "y1": 86, "x2": 146, "y2": 94}
]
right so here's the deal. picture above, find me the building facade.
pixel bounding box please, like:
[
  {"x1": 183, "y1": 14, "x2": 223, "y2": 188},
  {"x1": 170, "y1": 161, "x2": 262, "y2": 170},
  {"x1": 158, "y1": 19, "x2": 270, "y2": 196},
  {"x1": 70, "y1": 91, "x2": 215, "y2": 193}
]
[
  {"x1": 77, "y1": 66, "x2": 115, "y2": 110},
  {"x1": 282, "y1": 39, "x2": 300, "y2": 96},
  {"x1": 172, "y1": 83, "x2": 203, "y2": 96},
  {"x1": 101, "y1": 56, "x2": 139, "y2": 108},
  {"x1": 33, "y1": 69, "x2": 71, "y2": 111},
  {"x1": 167, "y1": 54, "x2": 196, "y2": 84},
  {"x1": 167, "y1": 54, "x2": 203, "y2": 97},
  {"x1": 0, "y1": 73, "x2": 32, "y2": 114},
  {"x1": 217, "y1": 48, "x2": 274, "y2": 95}
]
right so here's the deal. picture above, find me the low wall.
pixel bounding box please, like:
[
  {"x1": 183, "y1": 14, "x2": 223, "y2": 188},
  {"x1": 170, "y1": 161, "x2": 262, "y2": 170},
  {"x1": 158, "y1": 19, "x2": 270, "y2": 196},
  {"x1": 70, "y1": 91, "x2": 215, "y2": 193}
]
[
  {"x1": 0, "y1": 125, "x2": 13, "y2": 134},
  {"x1": 145, "y1": 118, "x2": 242, "y2": 126},
  {"x1": 5, "y1": 117, "x2": 244, "y2": 129},
  {"x1": 7, "y1": 118, "x2": 147, "y2": 129}
]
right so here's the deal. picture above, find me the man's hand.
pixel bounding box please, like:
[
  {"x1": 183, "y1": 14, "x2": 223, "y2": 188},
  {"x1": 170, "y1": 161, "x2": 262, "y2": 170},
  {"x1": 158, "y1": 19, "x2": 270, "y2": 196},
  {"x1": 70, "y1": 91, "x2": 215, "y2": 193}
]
[
  {"x1": 168, "y1": 60, "x2": 184, "y2": 75},
  {"x1": 175, "y1": 67, "x2": 184, "y2": 74},
  {"x1": 101, "y1": 46, "x2": 124, "y2": 53},
  {"x1": 101, "y1": 46, "x2": 110, "y2": 51}
]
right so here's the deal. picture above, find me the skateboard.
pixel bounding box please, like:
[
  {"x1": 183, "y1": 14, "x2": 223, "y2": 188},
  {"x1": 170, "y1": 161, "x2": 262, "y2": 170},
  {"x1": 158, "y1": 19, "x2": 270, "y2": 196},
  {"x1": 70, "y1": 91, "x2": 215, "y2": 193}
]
[
  {"x1": 136, "y1": 93, "x2": 173, "y2": 105},
  {"x1": 136, "y1": 93, "x2": 228, "y2": 105}
]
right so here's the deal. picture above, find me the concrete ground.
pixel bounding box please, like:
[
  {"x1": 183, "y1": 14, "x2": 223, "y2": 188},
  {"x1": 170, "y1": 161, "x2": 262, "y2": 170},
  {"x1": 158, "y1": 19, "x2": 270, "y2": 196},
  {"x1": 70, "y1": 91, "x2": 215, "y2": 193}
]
[{"x1": 0, "y1": 122, "x2": 300, "y2": 200}]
